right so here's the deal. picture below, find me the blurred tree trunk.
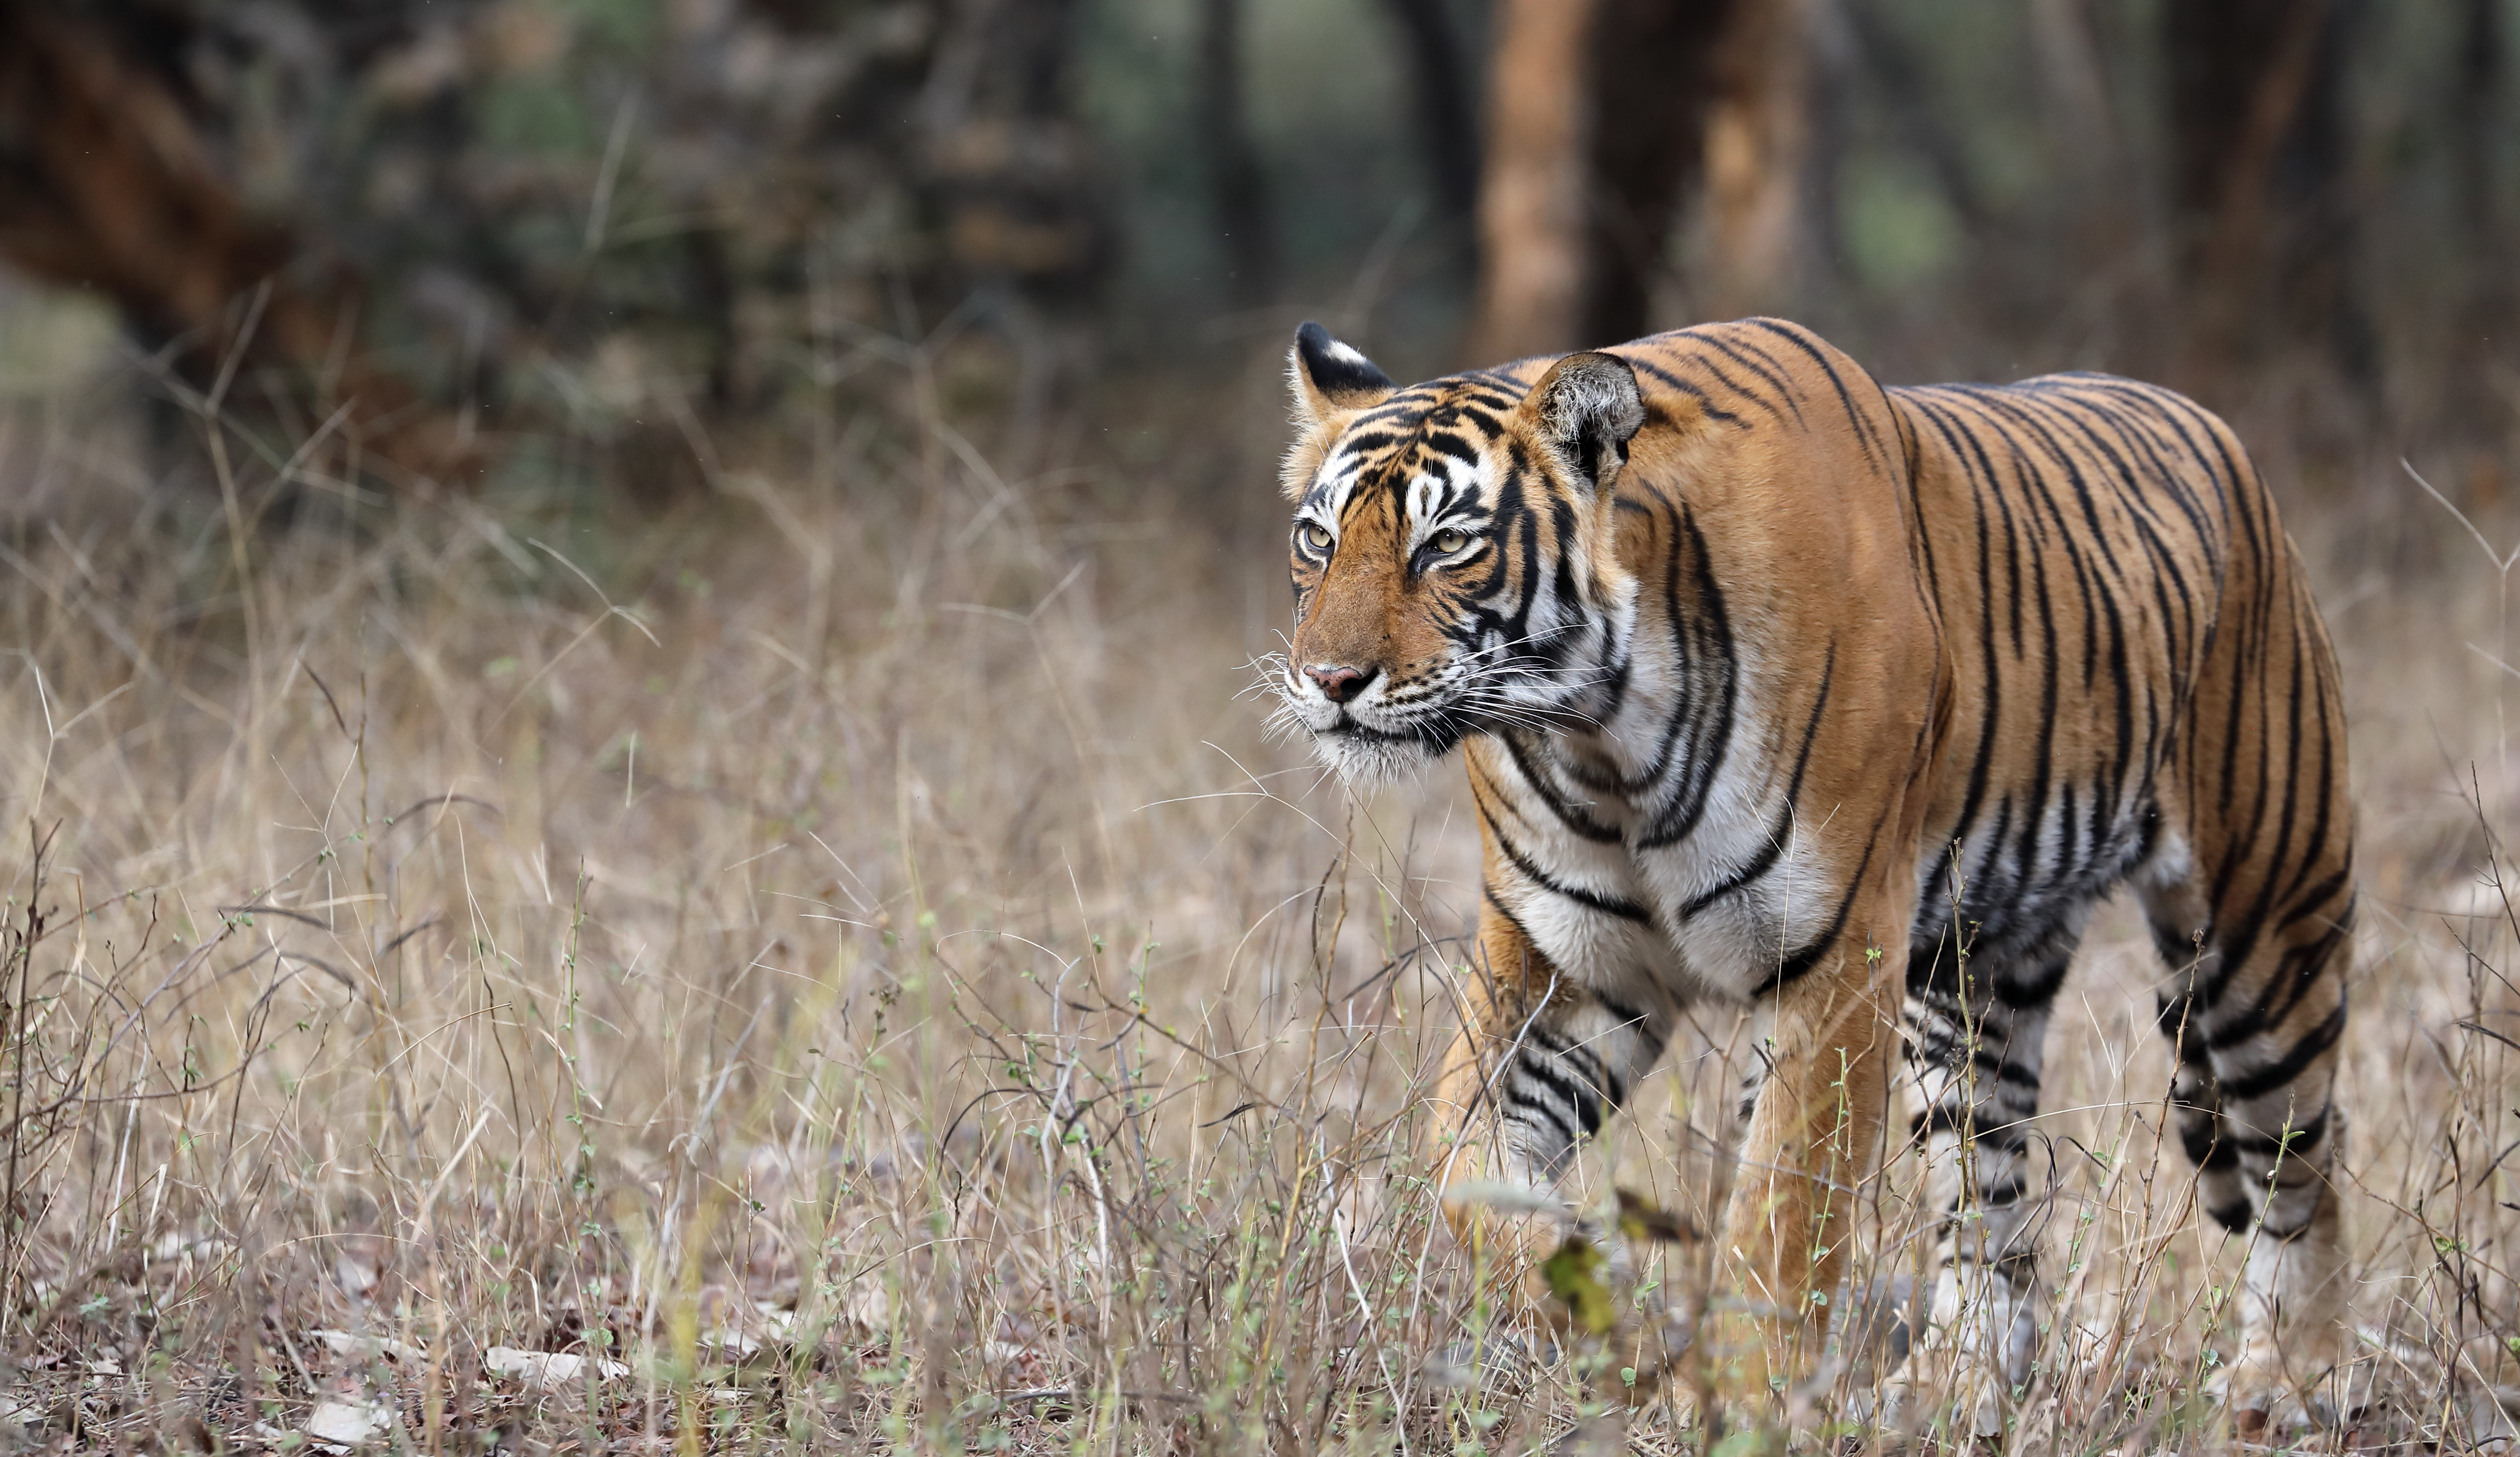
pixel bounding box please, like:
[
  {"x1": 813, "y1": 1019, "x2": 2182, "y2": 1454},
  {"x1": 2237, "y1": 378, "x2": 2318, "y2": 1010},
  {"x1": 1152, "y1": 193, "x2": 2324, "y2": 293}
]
[
  {"x1": 1196, "y1": 0, "x2": 1277, "y2": 307},
  {"x1": 0, "y1": 2, "x2": 452, "y2": 477},
  {"x1": 916, "y1": 0, "x2": 1105, "y2": 304},
  {"x1": 2449, "y1": 0, "x2": 2508, "y2": 461},
  {"x1": 1581, "y1": 0, "x2": 1738, "y2": 346},
  {"x1": 1379, "y1": 0, "x2": 1482, "y2": 251},
  {"x1": 2031, "y1": 0, "x2": 2131, "y2": 263},
  {"x1": 2028, "y1": 0, "x2": 2165, "y2": 364},
  {"x1": 2164, "y1": 0, "x2": 2373, "y2": 388},
  {"x1": 2455, "y1": 0, "x2": 2503, "y2": 239},
  {"x1": 909, "y1": 0, "x2": 1104, "y2": 482},
  {"x1": 1474, "y1": 0, "x2": 1759, "y2": 360},
  {"x1": 1798, "y1": 0, "x2": 1853, "y2": 302},
  {"x1": 1470, "y1": 0, "x2": 1598, "y2": 361},
  {"x1": 1842, "y1": 0, "x2": 1986, "y2": 232},
  {"x1": 1702, "y1": 0, "x2": 1814, "y2": 316}
]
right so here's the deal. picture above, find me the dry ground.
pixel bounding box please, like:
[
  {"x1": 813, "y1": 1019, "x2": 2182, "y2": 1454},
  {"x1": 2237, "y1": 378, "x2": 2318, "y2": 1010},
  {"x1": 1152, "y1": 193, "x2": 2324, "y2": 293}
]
[{"x1": 5, "y1": 375, "x2": 2520, "y2": 1453}]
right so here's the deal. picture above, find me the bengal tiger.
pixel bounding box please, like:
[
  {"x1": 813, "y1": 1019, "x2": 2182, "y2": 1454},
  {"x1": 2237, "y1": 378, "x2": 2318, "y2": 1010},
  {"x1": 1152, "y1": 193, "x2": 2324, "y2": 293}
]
[{"x1": 1268, "y1": 318, "x2": 2355, "y2": 1430}]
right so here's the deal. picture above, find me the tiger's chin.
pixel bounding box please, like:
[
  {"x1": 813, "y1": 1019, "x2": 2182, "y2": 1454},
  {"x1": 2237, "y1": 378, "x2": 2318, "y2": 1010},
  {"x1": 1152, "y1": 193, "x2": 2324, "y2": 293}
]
[{"x1": 1304, "y1": 718, "x2": 1464, "y2": 786}]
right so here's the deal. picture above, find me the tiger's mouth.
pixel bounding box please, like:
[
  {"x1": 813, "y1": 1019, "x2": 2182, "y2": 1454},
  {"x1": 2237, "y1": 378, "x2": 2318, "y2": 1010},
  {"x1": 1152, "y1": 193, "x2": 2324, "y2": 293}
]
[
  {"x1": 1318, "y1": 713, "x2": 1449, "y2": 748},
  {"x1": 1269, "y1": 633, "x2": 1616, "y2": 781},
  {"x1": 1268, "y1": 633, "x2": 1610, "y2": 782},
  {"x1": 1275, "y1": 672, "x2": 1474, "y2": 782}
]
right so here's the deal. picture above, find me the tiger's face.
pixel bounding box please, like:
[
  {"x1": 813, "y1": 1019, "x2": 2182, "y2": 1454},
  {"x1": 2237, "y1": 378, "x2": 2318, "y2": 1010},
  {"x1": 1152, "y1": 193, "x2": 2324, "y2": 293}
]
[{"x1": 1272, "y1": 324, "x2": 1647, "y2": 782}]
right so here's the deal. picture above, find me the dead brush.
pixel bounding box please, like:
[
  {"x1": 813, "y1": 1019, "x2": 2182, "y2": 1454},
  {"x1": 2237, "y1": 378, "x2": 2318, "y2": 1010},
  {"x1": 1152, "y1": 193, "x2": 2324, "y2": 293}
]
[{"x1": 3, "y1": 346, "x2": 2520, "y2": 1454}]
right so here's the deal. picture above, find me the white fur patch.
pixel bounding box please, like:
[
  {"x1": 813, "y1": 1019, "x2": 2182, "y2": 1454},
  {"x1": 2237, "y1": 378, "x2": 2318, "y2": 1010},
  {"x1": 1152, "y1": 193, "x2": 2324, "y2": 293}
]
[{"x1": 1406, "y1": 474, "x2": 1444, "y2": 536}]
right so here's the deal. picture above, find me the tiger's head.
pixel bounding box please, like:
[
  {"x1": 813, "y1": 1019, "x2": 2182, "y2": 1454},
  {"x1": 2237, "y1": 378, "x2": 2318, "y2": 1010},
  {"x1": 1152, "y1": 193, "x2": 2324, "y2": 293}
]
[{"x1": 1271, "y1": 322, "x2": 1647, "y2": 782}]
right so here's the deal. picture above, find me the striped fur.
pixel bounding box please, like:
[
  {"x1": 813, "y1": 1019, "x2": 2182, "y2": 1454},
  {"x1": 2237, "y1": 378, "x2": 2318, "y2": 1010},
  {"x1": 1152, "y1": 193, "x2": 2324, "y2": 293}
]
[{"x1": 1270, "y1": 318, "x2": 2355, "y2": 1417}]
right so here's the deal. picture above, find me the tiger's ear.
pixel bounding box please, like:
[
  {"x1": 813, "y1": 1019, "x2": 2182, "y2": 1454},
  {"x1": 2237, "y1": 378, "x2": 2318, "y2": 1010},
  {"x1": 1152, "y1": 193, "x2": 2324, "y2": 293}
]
[
  {"x1": 1288, "y1": 321, "x2": 1396, "y2": 425},
  {"x1": 1525, "y1": 351, "x2": 1645, "y2": 497}
]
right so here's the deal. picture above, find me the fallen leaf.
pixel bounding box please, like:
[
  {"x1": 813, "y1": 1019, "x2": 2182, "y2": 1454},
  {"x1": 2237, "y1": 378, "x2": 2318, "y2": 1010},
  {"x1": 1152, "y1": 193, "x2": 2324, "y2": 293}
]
[
  {"x1": 1615, "y1": 1188, "x2": 1698, "y2": 1245},
  {"x1": 305, "y1": 1396, "x2": 390, "y2": 1449},
  {"x1": 483, "y1": 1347, "x2": 629, "y2": 1388},
  {"x1": 312, "y1": 1330, "x2": 424, "y2": 1364},
  {"x1": 1541, "y1": 1234, "x2": 1616, "y2": 1335},
  {"x1": 838, "y1": 1279, "x2": 892, "y2": 1334}
]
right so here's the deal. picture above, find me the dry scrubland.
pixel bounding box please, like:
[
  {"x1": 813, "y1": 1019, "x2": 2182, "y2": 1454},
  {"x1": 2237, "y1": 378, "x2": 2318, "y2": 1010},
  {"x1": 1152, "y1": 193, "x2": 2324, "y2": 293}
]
[{"x1": 7, "y1": 383, "x2": 2520, "y2": 1454}]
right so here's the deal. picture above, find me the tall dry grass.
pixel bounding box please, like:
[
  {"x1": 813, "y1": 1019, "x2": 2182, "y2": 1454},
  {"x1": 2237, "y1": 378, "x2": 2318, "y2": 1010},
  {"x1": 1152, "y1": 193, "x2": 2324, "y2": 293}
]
[{"x1": 4, "y1": 353, "x2": 2520, "y2": 1453}]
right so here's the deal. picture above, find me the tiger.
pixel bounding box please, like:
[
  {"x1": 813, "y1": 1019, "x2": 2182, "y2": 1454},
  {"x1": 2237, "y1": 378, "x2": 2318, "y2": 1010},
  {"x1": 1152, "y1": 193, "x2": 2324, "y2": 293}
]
[{"x1": 1268, "y1": 317, "x2": 2355, "y2": 1431}]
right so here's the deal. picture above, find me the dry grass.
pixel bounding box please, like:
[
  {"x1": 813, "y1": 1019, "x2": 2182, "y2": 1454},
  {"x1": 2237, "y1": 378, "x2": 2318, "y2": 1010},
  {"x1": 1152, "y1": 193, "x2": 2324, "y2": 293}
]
[{"x1": 6, "y1": 361, "x2": 2520, "y2": 1454}]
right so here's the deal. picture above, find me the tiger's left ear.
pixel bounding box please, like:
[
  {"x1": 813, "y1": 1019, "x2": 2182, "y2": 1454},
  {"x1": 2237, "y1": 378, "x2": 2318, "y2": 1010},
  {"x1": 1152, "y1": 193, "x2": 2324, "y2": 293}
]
[
  {"x1": 1525, "y1": 351, "x2": 1645, "y2": 498},
  {"x1": 1288, "y1": 321, "x2": 1396, "y2": 425}
]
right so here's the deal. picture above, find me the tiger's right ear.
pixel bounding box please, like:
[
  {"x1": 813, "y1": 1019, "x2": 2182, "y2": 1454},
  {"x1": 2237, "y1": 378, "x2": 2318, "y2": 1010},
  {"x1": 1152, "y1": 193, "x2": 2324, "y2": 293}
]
[
  {"x1": 1282, "y1": 322, "x2": 1396, "y2": 499},
  {"x1": 1288, "y1": 322, "x2": 1395, "y2": 425}
]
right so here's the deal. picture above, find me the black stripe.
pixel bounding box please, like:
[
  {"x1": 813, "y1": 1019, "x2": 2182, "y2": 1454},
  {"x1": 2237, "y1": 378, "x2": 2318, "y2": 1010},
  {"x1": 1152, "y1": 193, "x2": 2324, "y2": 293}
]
[
  {"x1": 1504, "y1": 1095, "x2": 1583, "y2": 1150},
  {"x1": 1493, "y1": 732, "x2": 1624, "y2": 844},
  {"x1": 1911, "y1": 1102, "x2": 2030, "y2": 1152},
  {"x1": 1685, "y1": 332, "x2": 1807, "y2": 428},
  {"x1": 2178, "y1": 1111, "x2": 2239, "y2": 1170},
  {"x1": 1636, "y1": 508, "x2": 1741, "y2": 846},
  {"x1": 2227, "y1": 1105, "x2": 2328, "y2": 1160},
  {"x1": 1680, "y1": 642, "x2": 1834, "y2": 916},
  {"x1": 1993, "y1": 956, "x2": 2073, "y2": 1009},
  {"x1": 1508, "y1": 1056, "x2": 1604, "y2": 1137},
  {"x1": 1487, "y1": 820, "x2": 1651, "y2": 923},
  {"x1": 1528, "y1": 1023, "x2": 1627, "y2": 1110},
  {"x1": 2203, "y1": 1198, "x2": 2256, "y2": 1233},
  {"x1": 1737, "y1": 318, "x2": 1888, "y2": 470},
  {"x1": 1625, "y1": 355, "x2": 1746, "y2": 426},
  {"x1": 2206, "y1": 921, "x2": 2346, "y2": 1051},
  {"x1": 2217, "y1": 1001, "x2": 2347, "y2": 1102},
  {"x1": 1761, "y1": 826, "x2": 1881, "y2": 994}
]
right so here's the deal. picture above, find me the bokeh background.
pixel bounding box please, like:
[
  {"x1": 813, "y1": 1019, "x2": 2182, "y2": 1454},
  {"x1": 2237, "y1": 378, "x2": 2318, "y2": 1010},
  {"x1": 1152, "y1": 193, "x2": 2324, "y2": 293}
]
[
  {"x1": 4, "y1": 0, "x2": 2511, "y2": 514},
  {"x1": 5, "y1": 1, "x2": 2520, "y2": 1452}
]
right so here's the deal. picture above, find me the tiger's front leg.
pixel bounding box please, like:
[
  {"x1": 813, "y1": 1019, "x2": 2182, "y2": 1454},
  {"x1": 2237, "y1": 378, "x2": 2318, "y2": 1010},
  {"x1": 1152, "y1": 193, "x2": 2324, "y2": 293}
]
[
  {"x1": 1434, "y1": 893, "x2": 1671, "y2": 1329},
  {"x1": 1707, "y1": 921, "x2": 1901, "y2": 1415}
]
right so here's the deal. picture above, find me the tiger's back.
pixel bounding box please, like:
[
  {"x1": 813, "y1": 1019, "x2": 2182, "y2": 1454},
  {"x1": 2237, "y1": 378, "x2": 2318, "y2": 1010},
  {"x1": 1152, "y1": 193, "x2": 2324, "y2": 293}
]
[{"x1": 1886, "y1": 372, "x2": 2345, "y2": 972}]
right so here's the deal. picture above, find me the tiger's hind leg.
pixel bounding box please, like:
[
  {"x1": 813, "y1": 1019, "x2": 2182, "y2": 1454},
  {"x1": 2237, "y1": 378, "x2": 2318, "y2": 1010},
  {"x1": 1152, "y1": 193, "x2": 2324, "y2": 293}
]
[
  {"x1": 1883, "y1": 923, "x2": 2078, "y2": 1437},
  {"x1": 2137, "y1": 809, "x2": 2355, "y2": 1431}
]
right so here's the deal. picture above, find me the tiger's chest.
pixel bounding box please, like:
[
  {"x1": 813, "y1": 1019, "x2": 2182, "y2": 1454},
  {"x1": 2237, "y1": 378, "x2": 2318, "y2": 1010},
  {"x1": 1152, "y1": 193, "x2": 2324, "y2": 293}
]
[{"x1": 1470, "y1": 714, "x2": 1854, "y2": 1006}]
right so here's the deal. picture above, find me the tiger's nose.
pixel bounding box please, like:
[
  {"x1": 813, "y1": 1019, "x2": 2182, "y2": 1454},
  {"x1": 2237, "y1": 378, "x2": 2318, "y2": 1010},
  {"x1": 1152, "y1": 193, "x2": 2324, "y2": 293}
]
[{"x1": 1304, "y1": 663, "x2": 1375, "y2": 703}]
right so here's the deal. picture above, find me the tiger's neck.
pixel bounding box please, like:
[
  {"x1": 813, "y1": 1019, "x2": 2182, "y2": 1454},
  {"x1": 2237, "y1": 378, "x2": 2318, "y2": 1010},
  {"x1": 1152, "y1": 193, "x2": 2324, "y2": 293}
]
[{"x1": 1492, "y1": 538, "x2": 1741, "y2": 846}]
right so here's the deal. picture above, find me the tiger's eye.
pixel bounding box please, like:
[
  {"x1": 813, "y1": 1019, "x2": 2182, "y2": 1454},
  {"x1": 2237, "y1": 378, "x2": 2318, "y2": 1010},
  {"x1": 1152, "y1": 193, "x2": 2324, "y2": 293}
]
[
  {"x1": 1431, "y1": 528, "x2": 1472, "y2": 555},
  {"x1": 1301, "y1": 522, "x2": 1334, "y2": 551}
]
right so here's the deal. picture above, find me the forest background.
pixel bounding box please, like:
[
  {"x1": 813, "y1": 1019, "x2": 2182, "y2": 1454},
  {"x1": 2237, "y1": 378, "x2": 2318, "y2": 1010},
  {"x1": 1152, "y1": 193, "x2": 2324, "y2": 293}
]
[{"x1": 2, "y1": 0, "x2": 2518, "y2": 1451}]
